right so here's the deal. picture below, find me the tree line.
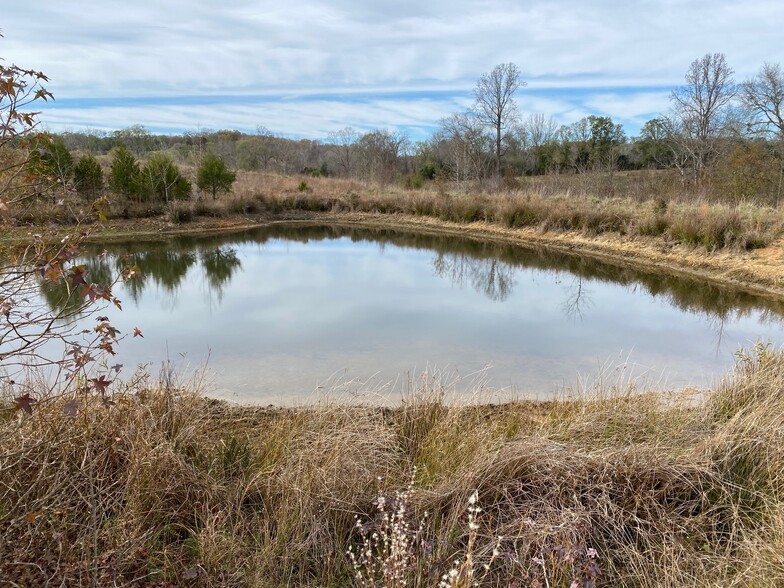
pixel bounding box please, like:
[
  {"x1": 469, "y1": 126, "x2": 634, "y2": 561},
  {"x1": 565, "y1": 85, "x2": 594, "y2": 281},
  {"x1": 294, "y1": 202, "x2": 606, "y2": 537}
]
[{"x1": 20, "y1": 53, "x2": 784, "y2": 206}]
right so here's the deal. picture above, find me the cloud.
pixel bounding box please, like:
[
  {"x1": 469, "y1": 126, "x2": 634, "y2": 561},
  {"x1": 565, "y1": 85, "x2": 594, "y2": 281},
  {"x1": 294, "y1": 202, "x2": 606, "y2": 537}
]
[{"x1": 4, "y1": 0, "x2": 782, "y2": 137}]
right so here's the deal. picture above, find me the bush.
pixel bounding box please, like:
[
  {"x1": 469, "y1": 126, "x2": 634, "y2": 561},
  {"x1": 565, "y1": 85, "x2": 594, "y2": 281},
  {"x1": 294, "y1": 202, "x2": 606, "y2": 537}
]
[
  {"x1": 196, "y1": 152, "x2": 236, "y2": 200},
  {"x1": 108, "y1": 145, "x2": 142, "y2": 200},
  {"x1": 27, "y1": 134, "x2": 73, "y2": 186},
  {"x1": 167, "y1": 202, "x2": 194, "y2": 224},
  {"x1": 227, "y1": 196, "x2": 261, "y2": 214},
  {"x1": 140, "y1": 152, "x2": 191, "y2": 202},
  {"x1": 73, "y1": 154, "x2": 104, "y2": 198},
  {"x1": 402, "y1": 173, "x2": 425, "y2": 190}
]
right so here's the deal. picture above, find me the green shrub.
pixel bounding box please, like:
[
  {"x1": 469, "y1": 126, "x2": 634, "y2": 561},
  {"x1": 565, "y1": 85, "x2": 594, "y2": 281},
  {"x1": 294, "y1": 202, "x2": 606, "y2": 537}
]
[
  {"x1": 108, "y1": 145, "x2": 142, "y2": 200},
  {"x1": 73, "y1": 154, "x2": 104, "y2": 198},
  {"x1": 140, "y1": 153, "x2": 191, "y2": 202},
  {"x1": 27, "y1": 135, "x2": 73, "y2": 185},
  {"x1": 196, "y1": 152, "x2": 236, "y2": 200},
  {"x1": 403, "y1": 173, "x2": 424, "y2": 190}
]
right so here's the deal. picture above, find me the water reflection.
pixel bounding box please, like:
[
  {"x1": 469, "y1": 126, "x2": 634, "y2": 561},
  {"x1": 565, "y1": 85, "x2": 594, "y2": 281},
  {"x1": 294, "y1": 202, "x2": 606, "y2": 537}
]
[
  {"x1": 56, "y1": 224, "x2": 784, "y2": 329},
  {"x1": 43, "y1": 244, "x2": 242, "y2": 312},
  {"x1": 24, "y1": 223, "x2": 784, "y2": 402}
]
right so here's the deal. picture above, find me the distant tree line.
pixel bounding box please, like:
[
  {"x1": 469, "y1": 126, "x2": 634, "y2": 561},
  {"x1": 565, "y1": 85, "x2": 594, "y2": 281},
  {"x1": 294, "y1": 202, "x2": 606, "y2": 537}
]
[{"x1": 33, "y1": 54, "x2": 784, "y2": 205}]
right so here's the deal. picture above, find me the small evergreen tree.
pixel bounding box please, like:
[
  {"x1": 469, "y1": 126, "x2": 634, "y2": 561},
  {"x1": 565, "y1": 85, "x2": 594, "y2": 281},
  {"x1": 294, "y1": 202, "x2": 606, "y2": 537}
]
[
  {"x1": 197, "y1": 152, "x2": 236, "y2": 199},
  {"x1": 73, "y1": 154, "x2": 104, "y2": 198},
  {"x1": 108, "y1": 145, "x2": 142, "y2": 201}
]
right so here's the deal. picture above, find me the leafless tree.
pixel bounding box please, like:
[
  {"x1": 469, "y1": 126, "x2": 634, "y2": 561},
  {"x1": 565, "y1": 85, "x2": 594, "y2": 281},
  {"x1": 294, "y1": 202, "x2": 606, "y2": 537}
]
[
  {"x1": 670, "y1": 53, "x2": 736, "y2": 184},
  {"x1": 473, "y1": 63, "x2": 526, "y2": 189},
  {"x1": 741, "y1": 62, "x2": 784, "y2": 139},
  {"x1": 432, "y1": 252, "x2": 515, "y2": 302},
  {"x1": 326, "y1": 127, "x2": 360, "y2": 177},
  {"x1": 523, "y1": 113, "x2": 559, "y2": 150},
  {"x1": 356, "y1": 129, "x2": 409, "y2": 183},
  {"x1": 439, "y1": 112, "x2": 492, "y2": 190}
]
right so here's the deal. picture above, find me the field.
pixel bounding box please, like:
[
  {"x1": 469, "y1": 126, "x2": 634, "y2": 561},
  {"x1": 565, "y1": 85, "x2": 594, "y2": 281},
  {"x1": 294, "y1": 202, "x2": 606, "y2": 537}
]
[{"x1": 1, "y1": 344, "x2": 784, "y2": 586}]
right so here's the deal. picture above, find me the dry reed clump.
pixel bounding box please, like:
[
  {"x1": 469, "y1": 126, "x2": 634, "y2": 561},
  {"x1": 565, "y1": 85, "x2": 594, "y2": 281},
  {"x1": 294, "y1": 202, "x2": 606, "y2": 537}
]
[{"x1": 1, "y1": 347, "x2": 784, "y2": 586}]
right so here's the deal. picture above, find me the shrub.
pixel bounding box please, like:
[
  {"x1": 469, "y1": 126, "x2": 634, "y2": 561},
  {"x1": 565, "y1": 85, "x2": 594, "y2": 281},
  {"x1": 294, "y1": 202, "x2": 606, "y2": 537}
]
[
  {"x1": 403, "y1": 173, "x2": 425, "y2": 190},
  {"x1": 108, "y1": 145, "x2": 142, "y2": 200},
  {"x1": 73, "y1": 153, "x2": 104, "y2": 198},
  {"x1": 27, "y1": 134, "x2": 73, "y2": 186},
  {"x1": 167, "y1": 202, "x2": 194, "y2": 224},
  {"x1": 140, "y1": 152, "x2": 191, "y2": 202},
  {"x1": 196, "y1": 152, "x2": 236, "y2": 200},
  {"x1": 227, "y1": 195, "x2": 261, "y2": 214}
]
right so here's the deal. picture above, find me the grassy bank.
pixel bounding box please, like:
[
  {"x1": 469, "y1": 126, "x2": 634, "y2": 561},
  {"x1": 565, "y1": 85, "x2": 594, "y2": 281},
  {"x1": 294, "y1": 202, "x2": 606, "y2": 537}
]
[
  {"x1": 1, "y1": 346, "x2": 783, "y2": 586},
  {"x1": 6, "y1": 172, "x2": 784, "y2": 254},
  {"x1": 227, "y1": 173, "x2": 784, "y2": 253},
  {"x1": 4, "y1": 171, "x2": 784, "y2": 300}
]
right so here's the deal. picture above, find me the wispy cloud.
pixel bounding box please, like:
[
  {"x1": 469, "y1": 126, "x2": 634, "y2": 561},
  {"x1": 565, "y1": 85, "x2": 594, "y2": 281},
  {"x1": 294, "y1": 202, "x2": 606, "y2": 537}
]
[{"x1": 4, "y1": 0, "x2": 782, "y2": 138}]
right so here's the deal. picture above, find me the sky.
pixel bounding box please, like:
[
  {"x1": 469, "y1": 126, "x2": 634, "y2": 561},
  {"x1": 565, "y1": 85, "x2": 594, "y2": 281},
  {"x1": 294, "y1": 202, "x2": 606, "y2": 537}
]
[{"x1": 3, "y1": 0, "x2": 782, "y2": 141}]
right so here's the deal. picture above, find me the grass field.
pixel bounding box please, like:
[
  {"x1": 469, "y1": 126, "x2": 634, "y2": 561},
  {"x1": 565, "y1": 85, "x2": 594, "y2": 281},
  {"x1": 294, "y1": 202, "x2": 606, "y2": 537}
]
[{"x1": 1, "y1": 344, "x2": 783, "y2": 586}]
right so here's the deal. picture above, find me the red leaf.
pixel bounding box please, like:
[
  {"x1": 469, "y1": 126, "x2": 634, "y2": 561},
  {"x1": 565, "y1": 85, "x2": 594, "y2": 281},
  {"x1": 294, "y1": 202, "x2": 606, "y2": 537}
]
[
  {"x1": 68, "y1": 265, "x2": 88, "y2": 288},
  {"x1": 14, "y1": 393, "x2": 37, "y2": 414},
  {"x1": 133, "y1": 327, "x2": 144, "y2": 338},
  {"x1": 90, "y1": 376, "x2": 113, "y2": 395}
]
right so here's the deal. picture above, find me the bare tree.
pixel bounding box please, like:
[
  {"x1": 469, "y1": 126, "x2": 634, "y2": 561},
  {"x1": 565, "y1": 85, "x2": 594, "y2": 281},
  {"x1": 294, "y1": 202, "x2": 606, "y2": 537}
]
[
  {"x1": 560, "y1": 118, "x2": 593, "y2": 176},
  {"x1": 741, "y1": 62, "x2": 784, "y2": 139},
  {"x1": 524, "y1": 113, "x2": 558, "y2": 150},
  {"x1": 356, "y1": 129, "x2": 409, "y2": 183},
  {"x1": 439, "y1": 112, "x2": 492, "y2": 190},
  {"x1": 473, "y1": 63, "x2": 526, "y2": 188},
  {"x1": 326, "y1": 127, "x2": 360, "y2": 177},
  {"x1": 670, "y1": 53, "x2": 736, "y2": 183}
]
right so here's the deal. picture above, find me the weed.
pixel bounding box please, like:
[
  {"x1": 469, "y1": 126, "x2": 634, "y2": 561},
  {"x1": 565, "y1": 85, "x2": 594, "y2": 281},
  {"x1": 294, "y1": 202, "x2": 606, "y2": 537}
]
[{"x1": 167, "y1": 202, "x2": 193, "y2": 224}]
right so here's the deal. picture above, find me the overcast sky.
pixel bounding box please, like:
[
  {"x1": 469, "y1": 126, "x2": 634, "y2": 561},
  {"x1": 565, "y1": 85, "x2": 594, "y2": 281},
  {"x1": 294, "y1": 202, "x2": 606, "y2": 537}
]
[{"x1": 3, "y1": 0, "x2": 782, "y2": 140}]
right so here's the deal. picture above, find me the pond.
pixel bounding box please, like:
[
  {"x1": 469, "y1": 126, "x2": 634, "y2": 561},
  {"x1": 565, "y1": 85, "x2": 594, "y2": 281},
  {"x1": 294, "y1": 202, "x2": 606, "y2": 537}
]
[{"x1": 36, "y1": 224, "x2": 784, "y2": 403}]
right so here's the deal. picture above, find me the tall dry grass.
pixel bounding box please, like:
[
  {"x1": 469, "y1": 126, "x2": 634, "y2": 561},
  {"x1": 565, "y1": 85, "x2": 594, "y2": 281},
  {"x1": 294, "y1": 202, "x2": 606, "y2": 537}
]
[
  {"x1": 4, "y1": 170, "x2": 782, "y2": 253},
  {"x1": 227, "y1": 172, "x2": 784, "y2": 252},
  {"x1": 1, "y1": 346, "x2": 784, "y2": 586}
]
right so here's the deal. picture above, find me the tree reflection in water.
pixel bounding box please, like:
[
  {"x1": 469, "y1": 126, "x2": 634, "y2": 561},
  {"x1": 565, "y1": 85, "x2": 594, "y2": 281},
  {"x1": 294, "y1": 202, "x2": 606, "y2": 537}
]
[
  {"x1": 433, "y1": 252, "x2": 514, "y2": 302},
  {"x1": 36, "y1": 224, "x2": 784, "y2": 334}
]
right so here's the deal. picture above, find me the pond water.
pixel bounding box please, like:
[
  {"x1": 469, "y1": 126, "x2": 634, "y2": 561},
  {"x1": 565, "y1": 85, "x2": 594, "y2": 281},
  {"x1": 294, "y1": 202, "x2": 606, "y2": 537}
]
[{"x1": 37, "y1": 224, "x2": 784, "y2": 403}]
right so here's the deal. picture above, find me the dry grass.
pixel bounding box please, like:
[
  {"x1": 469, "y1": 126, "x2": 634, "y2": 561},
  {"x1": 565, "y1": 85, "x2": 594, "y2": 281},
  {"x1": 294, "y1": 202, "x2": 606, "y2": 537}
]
[
  {"x1": 1, "y1": 346, "x2": 784, "y2": 586},
  {"x1": 4, "y1": 171, "x2": 783, "y2": 253},
  {"x1": 228, "y1": 172, "x2": 784, "y2": 253}
]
